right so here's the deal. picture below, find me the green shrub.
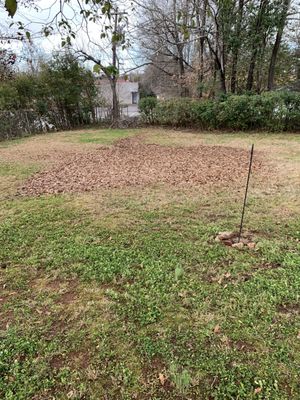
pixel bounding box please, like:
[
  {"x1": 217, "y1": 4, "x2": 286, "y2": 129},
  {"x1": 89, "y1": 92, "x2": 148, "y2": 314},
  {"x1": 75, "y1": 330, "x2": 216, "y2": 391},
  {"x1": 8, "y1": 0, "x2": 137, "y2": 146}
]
[
  {"x1": 280, "y1": 91, "x2": 300, "y2": 131},
  {"x1": 191, "y1": 100, "x2": 217, "y2": 129},
  {"x1": 154, "y1": 98, "x2": 216, "y2": 128},
  {"x1": 0, "y1": 84, "x2": 19, "y2": 110},
  {"x1": 153, "y1": 92, "x2": 300, "y2": 131},
  {"x1": 155, "y1": 98, "x2": 194, "y2": 126},
  {"x1": 138, "y1": 97, "x2": 158, "y2": 123}
]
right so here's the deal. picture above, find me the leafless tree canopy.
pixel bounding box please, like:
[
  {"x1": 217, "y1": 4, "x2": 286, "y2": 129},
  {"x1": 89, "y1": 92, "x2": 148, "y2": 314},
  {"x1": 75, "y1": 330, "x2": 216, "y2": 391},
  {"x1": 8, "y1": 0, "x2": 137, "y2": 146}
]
[{"x1": 135, "y1": 0, "x2": 300, "y2": 97}]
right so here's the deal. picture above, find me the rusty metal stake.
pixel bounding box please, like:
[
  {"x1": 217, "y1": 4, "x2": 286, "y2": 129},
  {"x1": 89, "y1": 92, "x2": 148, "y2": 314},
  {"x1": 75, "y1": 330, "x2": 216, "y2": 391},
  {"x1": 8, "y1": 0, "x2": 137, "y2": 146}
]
[{"x1": 238, "y1": 144, "x2": 254, "y2": 243}]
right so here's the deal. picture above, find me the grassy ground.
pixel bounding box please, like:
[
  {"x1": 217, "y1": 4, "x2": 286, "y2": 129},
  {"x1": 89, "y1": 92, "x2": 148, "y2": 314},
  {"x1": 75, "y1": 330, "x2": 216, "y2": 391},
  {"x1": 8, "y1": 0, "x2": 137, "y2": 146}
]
[{"x1": 0, "y1": 128, "x2": 299, "y2": 399}]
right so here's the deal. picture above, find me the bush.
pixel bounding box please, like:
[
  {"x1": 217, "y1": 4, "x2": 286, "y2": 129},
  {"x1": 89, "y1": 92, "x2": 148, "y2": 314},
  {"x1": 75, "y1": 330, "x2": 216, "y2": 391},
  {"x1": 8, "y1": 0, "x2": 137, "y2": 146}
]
[
  {"x1": 152, "y1": 92, "x2": 300, "y2": 131},
  {"x1": 0, "y1": 53, "x2": 98, "y2": 140},
  {"x1": 280, "y1": 91, "x2": 300, "y2": 131},
  {"x1": 155, "y1": 98, "x2": 194, "y2": 127},
  {"x1": 138, "y1": 97, "x2": 158, "y2": 123},
  {"x1": 0, "y1": 84, "x2": 19, "y2": 110}
]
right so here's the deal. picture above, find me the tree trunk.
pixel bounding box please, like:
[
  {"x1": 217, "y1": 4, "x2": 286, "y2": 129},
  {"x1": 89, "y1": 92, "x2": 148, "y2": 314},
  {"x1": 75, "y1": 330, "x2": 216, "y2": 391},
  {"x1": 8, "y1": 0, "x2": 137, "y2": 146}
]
[
  {"x1": 246, "y1": 0, "x2": 268, "y2": 91},
  {"x1": 111, "y1": 79, "x2": 119, "y2": 122},
  {"x1": 246, "y1": 49, "x2": 258, "y2": 91},
  {"x1": 206, "y1": 38, "x2": 226, "y2": 95},
  {"x1": 267, "y1": 0, "x2": 290, "y2": 90},
  {"x1": 172, "y1": 0, "x2": 186, "y2": 97},
  {"x1": 111, "y1": 10, "x2": 120, "y2": 123},
  {"x1": 256, "y1": 34, "x2": 267, "y2": 93},
  {"x1": 196, "y1": 0, "x2": 208, "y2": 97},
  {"x1": 220, "y1": 69, "x2": 226, "y2": 94},
  {"x1": 214, "y1": 8, "x2": 226, "y2": 94},
  {"x1": 230, "y1": 0, "x2": 244, "y2": 93}
]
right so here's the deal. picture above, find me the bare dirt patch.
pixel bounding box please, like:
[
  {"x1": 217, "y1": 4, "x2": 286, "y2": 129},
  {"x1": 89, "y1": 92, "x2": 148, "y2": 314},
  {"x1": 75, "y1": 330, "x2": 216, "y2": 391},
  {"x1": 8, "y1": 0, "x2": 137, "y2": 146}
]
[
  {"x1": 277, "y1": 303, "x2": 300, "y2": 315},
  {"x1": 18, "y1": 136, "x2": 268, "y2": 196}
]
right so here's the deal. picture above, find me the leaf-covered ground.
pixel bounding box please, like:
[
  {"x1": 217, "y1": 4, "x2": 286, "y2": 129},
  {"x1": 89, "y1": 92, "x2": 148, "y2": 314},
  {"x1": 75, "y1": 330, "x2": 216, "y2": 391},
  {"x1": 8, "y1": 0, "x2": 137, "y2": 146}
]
[
  {"x1": 17, "y1": 135, "x2": 267, "y2": 196},
  {"x1": 0, "y1": 128, "x2": 299, "y2": 399}
]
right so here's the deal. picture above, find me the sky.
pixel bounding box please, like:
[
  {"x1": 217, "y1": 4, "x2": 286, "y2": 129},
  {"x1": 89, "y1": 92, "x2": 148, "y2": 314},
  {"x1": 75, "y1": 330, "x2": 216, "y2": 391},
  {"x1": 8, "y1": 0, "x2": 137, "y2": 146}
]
[{"x1": 0, "y1": 0, "x2": 141, "y2": 73}]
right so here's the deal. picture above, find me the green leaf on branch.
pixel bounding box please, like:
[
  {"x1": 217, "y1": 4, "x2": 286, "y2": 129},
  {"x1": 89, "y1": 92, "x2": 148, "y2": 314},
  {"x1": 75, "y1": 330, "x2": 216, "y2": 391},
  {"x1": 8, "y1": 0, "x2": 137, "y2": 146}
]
[
  {"x1": 93, "y1": 64, "x2": 101, "y2": 74},
  {"x1": 104, "y1": 65, "x2": 118, "y2": 76},
  {"x1": 5, "y1": 0, "x2": 17, "y2": 17},
  {"x1": 102, "y1": 1, "x2": 112, "y2": 15}
]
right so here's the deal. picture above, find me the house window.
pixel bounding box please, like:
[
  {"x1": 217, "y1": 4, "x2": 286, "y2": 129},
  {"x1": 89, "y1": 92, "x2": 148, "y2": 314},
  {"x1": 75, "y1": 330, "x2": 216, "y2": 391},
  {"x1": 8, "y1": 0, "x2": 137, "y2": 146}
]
[{"x1": 132, "y1": 91, "x2": 138, "y2": 104}]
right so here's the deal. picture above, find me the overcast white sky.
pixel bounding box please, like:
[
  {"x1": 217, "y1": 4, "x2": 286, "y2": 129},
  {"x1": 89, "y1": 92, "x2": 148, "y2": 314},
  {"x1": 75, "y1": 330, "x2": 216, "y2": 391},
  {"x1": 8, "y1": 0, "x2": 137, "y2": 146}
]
[{"x1": 0, "y1": 0, "x2": 141, "y2": 72}]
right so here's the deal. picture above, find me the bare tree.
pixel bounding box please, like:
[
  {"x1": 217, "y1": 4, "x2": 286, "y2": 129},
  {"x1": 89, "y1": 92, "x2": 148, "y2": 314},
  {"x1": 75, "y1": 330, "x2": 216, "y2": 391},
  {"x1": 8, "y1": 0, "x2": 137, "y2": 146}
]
[{"x1": 134, "y1": 0, "x2": 195, "y2": 96}]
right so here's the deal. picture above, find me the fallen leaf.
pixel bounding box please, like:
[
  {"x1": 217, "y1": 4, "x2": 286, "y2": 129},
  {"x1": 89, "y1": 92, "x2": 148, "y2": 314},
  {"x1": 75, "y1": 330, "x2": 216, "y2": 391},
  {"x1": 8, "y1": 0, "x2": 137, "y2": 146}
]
[
  {"x1": 254, "y1": 387, "x2": 262, "y2": 394},
  {"x1": 214, "y1": 324, "x2": 221, "y2": 334},
  {"x1": 17, "y1": 136, "x2": 263, "y2": 196},
  {"x1": 159, "y1": 373, "x2": 166, "y2": 386}
]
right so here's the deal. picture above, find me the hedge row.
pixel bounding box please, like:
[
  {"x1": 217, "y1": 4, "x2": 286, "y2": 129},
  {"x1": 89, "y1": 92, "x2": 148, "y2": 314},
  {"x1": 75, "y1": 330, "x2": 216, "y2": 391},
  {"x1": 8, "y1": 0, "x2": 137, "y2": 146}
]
[{"x1": 139, "y1": 92, "x2": 300, "y2": 131}]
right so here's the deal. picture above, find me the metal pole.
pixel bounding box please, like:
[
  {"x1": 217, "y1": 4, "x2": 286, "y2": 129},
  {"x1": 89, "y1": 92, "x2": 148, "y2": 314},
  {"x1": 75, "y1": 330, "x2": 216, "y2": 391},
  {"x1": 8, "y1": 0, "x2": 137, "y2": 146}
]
[{"x1": 238, "y1": 144, "x2": 254, "y2": 243}]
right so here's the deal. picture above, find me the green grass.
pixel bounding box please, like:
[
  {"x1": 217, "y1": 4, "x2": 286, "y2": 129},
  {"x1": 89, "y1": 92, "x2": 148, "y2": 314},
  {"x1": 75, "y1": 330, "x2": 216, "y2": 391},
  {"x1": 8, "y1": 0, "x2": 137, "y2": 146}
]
[
  {"x1": 63, "y1": 128, "x2": 139, "y2": 144},
  {"x1": 0, "y1": 162, "x2": 40, "y2": 178},
  {"x1": 0, "y1": 129, "x2": 299, "y2": 399},
  {"x1": 0, "y1": 137, "x2": 28, "y2": 148}
]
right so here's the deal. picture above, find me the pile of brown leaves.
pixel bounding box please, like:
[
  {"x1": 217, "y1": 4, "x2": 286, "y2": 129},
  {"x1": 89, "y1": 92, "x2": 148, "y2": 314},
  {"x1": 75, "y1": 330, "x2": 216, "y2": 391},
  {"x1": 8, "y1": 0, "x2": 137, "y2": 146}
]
[{"x1": 18, "y1": 137, "x2": 265, "y2": 196}]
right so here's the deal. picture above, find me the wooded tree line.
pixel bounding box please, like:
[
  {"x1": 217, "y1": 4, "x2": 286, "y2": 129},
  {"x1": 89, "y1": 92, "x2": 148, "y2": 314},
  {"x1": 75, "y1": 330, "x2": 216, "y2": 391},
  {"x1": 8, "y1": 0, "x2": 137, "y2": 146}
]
[
  {"x1": 136, "y1": 0, "x2": 299, "y2": 97},
  {"x1": 2, "y1": 0, "x2": 300, "y2": 124}
]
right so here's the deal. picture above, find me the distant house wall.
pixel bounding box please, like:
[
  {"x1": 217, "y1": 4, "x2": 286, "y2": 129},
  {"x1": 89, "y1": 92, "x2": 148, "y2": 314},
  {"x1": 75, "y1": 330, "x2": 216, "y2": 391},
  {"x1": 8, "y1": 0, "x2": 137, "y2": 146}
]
[{"x1": 96, "y1": 79, "x2": 139, "y2": 106}]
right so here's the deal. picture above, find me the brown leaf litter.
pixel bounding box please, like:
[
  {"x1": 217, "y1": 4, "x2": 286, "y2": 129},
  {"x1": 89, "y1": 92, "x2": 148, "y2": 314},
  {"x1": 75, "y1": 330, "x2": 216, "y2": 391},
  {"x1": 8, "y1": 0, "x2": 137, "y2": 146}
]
[{"x1": 18, "y1": 136, "x2": 268, "y2": 196}]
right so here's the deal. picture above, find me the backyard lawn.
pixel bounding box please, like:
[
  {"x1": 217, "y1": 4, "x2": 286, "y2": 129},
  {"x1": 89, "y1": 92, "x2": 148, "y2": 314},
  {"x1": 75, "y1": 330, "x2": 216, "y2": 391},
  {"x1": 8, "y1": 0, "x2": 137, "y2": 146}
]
[{"x1": 0, "y1": 128, "x2": 299, "y2": 399}]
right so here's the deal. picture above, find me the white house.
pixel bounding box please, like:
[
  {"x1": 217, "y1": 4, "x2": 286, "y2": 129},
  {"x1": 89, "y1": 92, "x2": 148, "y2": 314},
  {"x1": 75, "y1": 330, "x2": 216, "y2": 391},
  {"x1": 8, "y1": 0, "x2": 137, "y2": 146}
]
[{"x1": 95, "y1": 77, "x2": 139, "y2": 107}]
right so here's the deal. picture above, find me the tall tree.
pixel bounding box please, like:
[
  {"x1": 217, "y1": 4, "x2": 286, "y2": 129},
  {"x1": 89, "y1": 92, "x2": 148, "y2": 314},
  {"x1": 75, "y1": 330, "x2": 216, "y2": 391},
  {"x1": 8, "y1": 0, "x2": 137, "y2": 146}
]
[
  {"x1": 267, "y1": 0, "x2": 291, "y2": 90},
  {"x1": 230, "y1": 0, "x2": 245, "y2": 93},
  {"x1": 135, "y1": 0, "x2": 194, "y2": 97},
  {"x1": 194, "y1": 0, "x2": 208, "y2": 97},
  {"x1": 246, "y1": 0, "x2": 270, "y2": 91}
]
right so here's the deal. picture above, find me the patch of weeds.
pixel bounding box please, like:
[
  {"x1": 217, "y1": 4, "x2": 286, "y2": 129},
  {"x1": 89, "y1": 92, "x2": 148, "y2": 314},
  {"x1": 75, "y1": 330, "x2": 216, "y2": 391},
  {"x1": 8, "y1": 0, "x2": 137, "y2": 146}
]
[
  {"x1": 0, "y1": 162, "x2": 39, "y2": 178},
  {"x1": 0, "y1": 328, "x2": 55, "y2": 399},
  {"x1": 0, "y1": 131, "x2": 300, "y2": 398},
  {"x1": 169, "y1": 363, "x2": 191, "y2": 394}
]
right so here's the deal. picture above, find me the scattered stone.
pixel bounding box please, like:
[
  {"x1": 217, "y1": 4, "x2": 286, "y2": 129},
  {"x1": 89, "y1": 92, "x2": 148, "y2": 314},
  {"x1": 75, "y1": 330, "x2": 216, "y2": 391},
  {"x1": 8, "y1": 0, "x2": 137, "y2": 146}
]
[
  {"x1": 254, "y1": 387, "x2": 262, "y2": 395},
  {"x1": 217, "y1": 231, "x2": 236, "y2": 240},
  {"x1": 232, "y1": 242, "x2": 244, "y2": 249},
  {"x1": 159, "y1": 373, "x2": 167, "y2": 386},
  {"x1": 216, "y1": 230, "x2": 256, "y2": 250},
  {"x1": 240, "y1": 238, "x2": 250, "y2": 245},
  {"x1": 223, "y1": 240, "x2": 233, "y2": 247}
]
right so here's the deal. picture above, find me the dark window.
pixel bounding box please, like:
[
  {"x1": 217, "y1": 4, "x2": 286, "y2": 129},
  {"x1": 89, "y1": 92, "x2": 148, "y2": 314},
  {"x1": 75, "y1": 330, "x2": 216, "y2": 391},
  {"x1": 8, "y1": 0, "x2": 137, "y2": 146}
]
[{"x1": 132, "y1": 91, "x2": 138, "y2": 104}]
